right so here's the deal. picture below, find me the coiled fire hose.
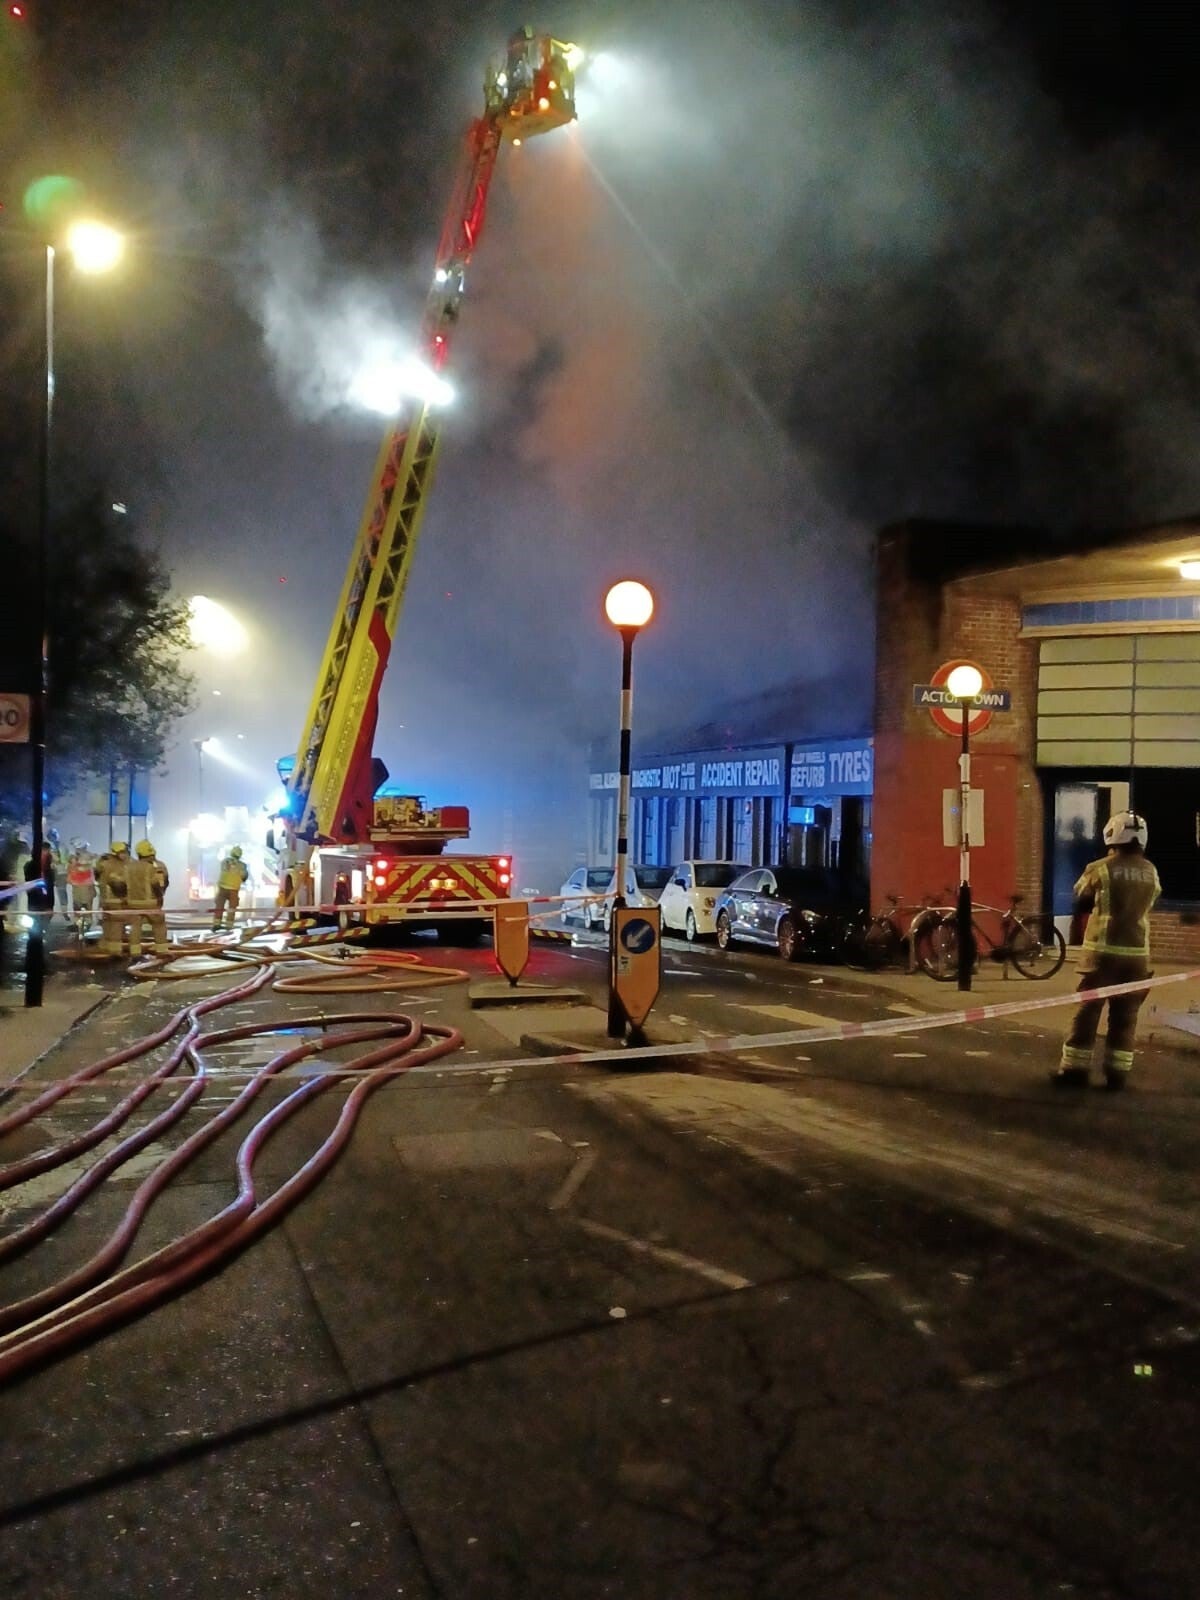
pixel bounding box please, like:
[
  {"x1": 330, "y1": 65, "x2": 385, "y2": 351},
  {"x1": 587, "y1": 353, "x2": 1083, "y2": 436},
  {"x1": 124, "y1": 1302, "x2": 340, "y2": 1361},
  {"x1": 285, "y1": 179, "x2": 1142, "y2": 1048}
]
[{"x1": 0, "y1": 949, "x2": 466, "y2": 1386}]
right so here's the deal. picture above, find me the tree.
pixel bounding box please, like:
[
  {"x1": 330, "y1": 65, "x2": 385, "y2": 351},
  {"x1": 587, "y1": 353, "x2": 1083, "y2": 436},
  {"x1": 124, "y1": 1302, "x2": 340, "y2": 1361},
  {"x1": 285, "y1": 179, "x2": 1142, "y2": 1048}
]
[{"x1": 0, "y1": 497, "x2": 195, "y2": 819}]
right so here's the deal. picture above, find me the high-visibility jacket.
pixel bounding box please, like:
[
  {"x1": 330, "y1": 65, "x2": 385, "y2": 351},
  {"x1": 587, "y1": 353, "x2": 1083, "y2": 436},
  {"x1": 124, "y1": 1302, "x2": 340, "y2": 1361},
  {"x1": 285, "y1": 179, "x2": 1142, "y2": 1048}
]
[
  {"x1": 218, "y1": 856, "x2": 249, "y2": 892},
  {"x1": 1074, "y1": 850, "x2": 1161, "y2": 959},
  {"x1": 67, "y1": 852, "x2": 96, "y2": 887}
]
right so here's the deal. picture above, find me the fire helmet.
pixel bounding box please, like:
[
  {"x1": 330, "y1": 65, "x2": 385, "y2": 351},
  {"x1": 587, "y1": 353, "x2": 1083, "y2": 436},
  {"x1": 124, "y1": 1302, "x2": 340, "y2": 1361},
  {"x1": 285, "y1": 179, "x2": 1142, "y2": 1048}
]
[
  {"x1": 1103, "y1": 810, "x2": 1148, "y2": 848},
  {"x1": 135, "y1": 839, "x2": 156, "y2": 858},
  {"x1": 229, "y1": 845, "x2": 243, "y2": 859},
  {"x1": 111, "y1": 840, "x2": 129, "y2": 855}
]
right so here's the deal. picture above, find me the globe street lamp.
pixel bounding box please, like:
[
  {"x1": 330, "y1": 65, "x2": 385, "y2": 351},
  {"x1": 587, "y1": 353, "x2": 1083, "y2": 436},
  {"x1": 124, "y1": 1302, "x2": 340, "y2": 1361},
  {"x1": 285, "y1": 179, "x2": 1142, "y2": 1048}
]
[
  {"x1": 26, "y1": 218, "x2": 126, "y2": 1008},
  {"x1": 945, "y1": 662, "x2": 984, "y2": 992},
  {"x1": 603, "y1": 580, "x2": 654, "y2": 1039}
]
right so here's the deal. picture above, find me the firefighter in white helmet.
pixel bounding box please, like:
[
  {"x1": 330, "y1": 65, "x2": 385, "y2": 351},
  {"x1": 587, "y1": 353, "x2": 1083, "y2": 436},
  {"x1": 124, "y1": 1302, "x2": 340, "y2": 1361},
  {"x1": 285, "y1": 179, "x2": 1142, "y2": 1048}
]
[
  {"x1": 1055, "y1": 810, "x2": 1160, "y2": 1090},
  {"x1": 66, "y1": 839, "x2": 98, "y2": 930},
  {"x1": 213, "y1": 844, "x2": 249, "y2": 932}
]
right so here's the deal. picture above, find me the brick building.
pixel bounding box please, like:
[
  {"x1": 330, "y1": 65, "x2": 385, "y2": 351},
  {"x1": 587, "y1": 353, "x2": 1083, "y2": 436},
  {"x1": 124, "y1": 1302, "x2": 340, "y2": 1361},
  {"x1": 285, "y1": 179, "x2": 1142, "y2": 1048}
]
[{"x1": 873, "y1": 519, "x2": 1200, "y2": 960}]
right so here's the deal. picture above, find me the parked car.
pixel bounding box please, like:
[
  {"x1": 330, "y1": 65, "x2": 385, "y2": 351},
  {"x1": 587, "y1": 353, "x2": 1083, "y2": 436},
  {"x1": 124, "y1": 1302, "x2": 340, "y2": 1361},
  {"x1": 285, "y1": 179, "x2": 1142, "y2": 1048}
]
[
  {"x1": 659, "y1": 860, "x2": 750, "y2": 941},
  {"x1": 713, "y1": 866, "x2": 869, "y2": 961},
  {"x1": 557, "y1": 865, "x2": 659, "y2": 930}
]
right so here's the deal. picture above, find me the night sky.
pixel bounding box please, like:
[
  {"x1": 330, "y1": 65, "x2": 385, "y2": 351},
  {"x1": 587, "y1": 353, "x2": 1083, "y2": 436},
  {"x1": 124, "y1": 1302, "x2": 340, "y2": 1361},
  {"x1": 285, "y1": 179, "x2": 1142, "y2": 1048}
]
[{"x1": 4, "y1": 0, "x2": 1200, "y2": 888}]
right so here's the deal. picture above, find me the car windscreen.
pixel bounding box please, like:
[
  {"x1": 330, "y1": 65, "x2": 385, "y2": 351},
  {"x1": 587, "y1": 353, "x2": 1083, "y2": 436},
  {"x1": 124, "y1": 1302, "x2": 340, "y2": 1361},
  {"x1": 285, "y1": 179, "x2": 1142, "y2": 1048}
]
[
  {"x1": 695, "y1": 864, "x2": 743, "y2": 889},
  {"x1": 634, "y1": 866, "x2": 672, "y2": 890},
  {"x1": 586, "y1": 869, "x2": 611, "y2": 888}
]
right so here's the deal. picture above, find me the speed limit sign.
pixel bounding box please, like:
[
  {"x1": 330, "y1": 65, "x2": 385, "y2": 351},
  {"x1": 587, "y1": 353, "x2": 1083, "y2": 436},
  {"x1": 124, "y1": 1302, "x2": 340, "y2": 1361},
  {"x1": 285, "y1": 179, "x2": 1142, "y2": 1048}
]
[{"x1": 0, "y1": 693, "x2": 31, "y2": 744}]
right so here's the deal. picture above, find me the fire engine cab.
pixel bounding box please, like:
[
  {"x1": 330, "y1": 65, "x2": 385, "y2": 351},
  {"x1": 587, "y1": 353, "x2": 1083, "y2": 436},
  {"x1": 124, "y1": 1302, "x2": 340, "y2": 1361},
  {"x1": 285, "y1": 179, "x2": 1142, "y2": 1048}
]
[{"x1": 271, "y1": 31, "x2": 579, "y2": 940}]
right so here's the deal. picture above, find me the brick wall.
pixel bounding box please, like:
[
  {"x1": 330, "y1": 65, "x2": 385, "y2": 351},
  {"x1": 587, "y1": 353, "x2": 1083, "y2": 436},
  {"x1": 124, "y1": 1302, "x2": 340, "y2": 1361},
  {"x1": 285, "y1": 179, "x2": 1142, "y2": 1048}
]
[
  {"x1": 1148, "y1": 910, "x2": 1200, "y2": 964},
  {"x1": 873, "y1": 526, "x2": 1042, "y2": 913}
]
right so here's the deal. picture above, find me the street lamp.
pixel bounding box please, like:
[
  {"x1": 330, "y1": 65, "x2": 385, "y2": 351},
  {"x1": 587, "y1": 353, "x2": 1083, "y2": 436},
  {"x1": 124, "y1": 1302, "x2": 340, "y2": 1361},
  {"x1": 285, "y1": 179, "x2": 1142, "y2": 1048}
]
[
  {"x1": 946, "y1": 662, "x2": 984, "y2": 992},
  {"x1": 603, "y1": 579, "x2": 654, "y2": 1039},
  {"x1": 26, "y1": 218, "x2": 125, "y2": 1008}
]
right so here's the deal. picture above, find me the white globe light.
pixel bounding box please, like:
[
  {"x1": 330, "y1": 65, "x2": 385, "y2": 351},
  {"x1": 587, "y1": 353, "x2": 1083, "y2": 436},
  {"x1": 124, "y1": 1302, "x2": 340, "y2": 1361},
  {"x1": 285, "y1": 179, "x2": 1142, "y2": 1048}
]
[
  {"x1": 946, "y1": 664, "x2": 984, "y2": 700},
  {"x1": 66, "y1": 220, "x2": 125, "y2": 275},
  {"x1": 604, "y1": 580, "x2": 655, "y2": 629}
]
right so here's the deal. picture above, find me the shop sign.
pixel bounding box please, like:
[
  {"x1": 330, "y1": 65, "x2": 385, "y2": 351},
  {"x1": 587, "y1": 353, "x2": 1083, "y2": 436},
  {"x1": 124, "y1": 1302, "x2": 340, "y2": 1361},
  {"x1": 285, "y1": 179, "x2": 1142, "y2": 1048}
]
[
  {"x1": 589, "y1": 746, "x2": 786, "y2": 798},
  {"x1": 789, "y1": 737, "x2": 874, "y2": 797}
]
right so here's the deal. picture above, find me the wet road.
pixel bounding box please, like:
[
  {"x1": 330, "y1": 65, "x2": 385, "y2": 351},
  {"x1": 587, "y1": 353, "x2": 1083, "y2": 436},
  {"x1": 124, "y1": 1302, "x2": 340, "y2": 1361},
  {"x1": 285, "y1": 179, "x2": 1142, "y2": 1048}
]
[{"x1": 2, "y1": 937, "x2": 1200, "y2": 1597}]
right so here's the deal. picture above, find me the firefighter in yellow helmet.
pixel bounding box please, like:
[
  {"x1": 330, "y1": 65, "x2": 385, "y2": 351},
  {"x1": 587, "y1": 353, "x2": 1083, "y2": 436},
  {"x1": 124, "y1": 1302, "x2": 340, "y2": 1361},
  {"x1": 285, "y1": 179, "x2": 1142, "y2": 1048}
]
[
  {"x1": 1055, "y1": 810, "x2": 1161, "y2": 1090},
  {"x1": 95, "y1": 839, "x2": 130, "y2": 956},
  {"x1": 125, "y1": 838, "x2": 170, "y2": 955},
  {"x1": 213, "y1": 844, "x2": 249, "y2": 932}
]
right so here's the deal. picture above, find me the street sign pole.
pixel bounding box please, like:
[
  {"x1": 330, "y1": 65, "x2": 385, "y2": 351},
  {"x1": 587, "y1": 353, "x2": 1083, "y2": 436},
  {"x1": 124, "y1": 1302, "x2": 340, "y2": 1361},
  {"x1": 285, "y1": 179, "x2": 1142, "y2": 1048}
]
[{"x1": 957, "y1": 700, "x2": 974, "y2": 991}]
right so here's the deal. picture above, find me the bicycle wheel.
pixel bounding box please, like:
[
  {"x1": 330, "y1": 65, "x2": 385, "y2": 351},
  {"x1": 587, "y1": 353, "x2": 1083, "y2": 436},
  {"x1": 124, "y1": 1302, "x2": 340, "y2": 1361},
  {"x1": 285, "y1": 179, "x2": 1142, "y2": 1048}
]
[
  {"x1": 908, "y1": 910, "x2": 940, "y2": 974},
  {"x1": 847, "y1": 917, "x2": 901, "y2": 970},
  {"x1": 1009, "y1": 914, "x2": 1067, "y2": 978},
  {"x1": 918, "y1": 915, "x2": 958, "y2": 980}
]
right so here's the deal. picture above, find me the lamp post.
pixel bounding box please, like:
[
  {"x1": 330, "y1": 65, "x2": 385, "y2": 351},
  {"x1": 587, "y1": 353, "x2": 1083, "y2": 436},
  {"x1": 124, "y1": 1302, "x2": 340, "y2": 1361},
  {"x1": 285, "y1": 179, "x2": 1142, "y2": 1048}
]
[
  {"x1": 603, "y1": 580, "x2": 654, "y2": 1039},
  {"x1": 26, "y1": 219, "x2": 125, "y2": 1008},
  {"x1": 946, "y1": 662, "x2": 984, "y2": 992}
]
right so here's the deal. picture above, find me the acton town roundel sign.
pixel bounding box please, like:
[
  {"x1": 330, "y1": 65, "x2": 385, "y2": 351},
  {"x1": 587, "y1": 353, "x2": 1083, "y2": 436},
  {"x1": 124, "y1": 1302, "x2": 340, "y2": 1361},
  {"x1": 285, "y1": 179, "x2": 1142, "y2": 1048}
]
[{"x1": 927, "y1": 658, "x2": 996, "y2": 738}]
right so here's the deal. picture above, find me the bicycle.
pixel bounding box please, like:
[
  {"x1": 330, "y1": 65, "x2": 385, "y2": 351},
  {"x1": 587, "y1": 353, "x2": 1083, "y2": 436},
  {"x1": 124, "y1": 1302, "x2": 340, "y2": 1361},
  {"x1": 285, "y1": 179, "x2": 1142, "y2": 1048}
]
[
  {"x1": 918, "y1": 894, "x2": 1067, "y2": 981},
  {"x1": 844, "y1": 892, "x2": 942, "y2": 971}
]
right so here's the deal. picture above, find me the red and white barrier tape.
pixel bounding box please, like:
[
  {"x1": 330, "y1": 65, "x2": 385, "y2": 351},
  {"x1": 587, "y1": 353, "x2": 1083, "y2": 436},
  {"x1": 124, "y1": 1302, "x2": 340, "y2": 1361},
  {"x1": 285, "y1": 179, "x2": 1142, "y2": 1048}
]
[{"x1": 5, "y1": 965, "x2": 1197, "y2": 1094}]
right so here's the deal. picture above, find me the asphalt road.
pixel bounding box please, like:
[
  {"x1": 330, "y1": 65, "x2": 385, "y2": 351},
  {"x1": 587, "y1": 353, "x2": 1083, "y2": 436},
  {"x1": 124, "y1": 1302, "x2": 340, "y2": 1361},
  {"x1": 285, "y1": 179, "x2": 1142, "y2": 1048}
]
[{"x1": 2, "y1": 933, "x2": 1200, "y2": 1598}]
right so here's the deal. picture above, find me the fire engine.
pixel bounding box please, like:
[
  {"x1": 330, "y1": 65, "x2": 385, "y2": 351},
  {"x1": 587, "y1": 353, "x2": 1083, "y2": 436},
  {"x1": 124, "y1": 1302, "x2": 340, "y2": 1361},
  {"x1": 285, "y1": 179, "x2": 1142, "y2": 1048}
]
[{"x1": 272, "y1": 30, "x2": 580, "y2": 940}]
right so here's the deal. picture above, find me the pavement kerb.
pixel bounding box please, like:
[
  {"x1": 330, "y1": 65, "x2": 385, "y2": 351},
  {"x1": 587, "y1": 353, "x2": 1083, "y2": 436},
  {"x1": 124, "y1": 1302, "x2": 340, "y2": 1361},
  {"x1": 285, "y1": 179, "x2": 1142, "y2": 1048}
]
[{"x1": 0, "y1": 983, "x2": 117, "y2": 1099}]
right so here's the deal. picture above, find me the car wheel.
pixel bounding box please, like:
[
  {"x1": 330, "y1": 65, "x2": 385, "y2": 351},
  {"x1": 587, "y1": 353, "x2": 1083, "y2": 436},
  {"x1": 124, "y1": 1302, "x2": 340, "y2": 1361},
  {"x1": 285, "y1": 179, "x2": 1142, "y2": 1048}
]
[
  {"x1": 777, "y1": 916, "x2": 798, "y2": 961},
  {"x1": 685, "y1": 909, "x2": 698, "y2": 942},
  {"x1": 716, "y1": 911, "x2": 733, "y2": 950},
  {"x1": 602, "y1": 904, "x2": 612, "y2": 934}
]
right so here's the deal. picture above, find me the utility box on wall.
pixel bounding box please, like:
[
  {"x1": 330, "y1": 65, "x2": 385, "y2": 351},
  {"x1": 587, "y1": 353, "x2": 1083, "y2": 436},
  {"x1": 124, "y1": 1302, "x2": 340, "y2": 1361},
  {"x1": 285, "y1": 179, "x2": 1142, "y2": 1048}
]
[{"x1": 943, "y1": 788, "x2": 985, "y2": 848}]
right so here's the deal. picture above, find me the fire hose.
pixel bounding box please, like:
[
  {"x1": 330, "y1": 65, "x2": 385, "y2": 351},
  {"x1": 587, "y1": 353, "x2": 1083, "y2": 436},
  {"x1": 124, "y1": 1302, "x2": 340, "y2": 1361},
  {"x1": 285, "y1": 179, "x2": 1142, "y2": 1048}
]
[{"x1": 0, "y1": 949, "x2": 465, "y2": 1386}]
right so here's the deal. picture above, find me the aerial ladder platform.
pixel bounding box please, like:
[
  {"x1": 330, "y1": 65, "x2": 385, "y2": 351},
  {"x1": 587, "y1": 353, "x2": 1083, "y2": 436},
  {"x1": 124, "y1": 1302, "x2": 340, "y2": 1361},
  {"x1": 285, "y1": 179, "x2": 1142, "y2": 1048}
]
[{"x1": 274, "y1": 30, "x2": 580, "y2": 934}]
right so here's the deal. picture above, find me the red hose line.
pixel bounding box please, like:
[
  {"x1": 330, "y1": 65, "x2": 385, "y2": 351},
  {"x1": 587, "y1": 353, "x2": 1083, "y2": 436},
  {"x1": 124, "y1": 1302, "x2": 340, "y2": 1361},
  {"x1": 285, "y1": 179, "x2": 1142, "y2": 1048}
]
[
  {"x1": 0, "y1": 1014, "x2": 421, "y2": 1329},
  {"x1": 0, "y1": 1023, "x2": 461, "y2": 1384}
]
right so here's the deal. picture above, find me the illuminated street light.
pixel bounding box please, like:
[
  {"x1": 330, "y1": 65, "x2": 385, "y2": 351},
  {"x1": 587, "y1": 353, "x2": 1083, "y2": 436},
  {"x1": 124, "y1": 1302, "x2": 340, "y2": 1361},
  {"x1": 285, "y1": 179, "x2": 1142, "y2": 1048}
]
[
  {"x1": 25, "y1": 213, "x2": 125, "y2": 1008},
  {"x1": 947, "y1": 662, "x2": 985, "y2": 992},
  {"x1": 604, "y1": 579, "x2": 654, "y2": 629},
  {"x1": 1178, "y1": 560, "x2": 1200, "y2": 581},
  {"x1": 66, "y1": 219, "x2": 125, "y2": 275},
  {"x1": 603, "y1": 579, "x2": 655, "y2": 1040},
  {"x1": 188, "y1": 595, "x2": 248, "y2": 656}
]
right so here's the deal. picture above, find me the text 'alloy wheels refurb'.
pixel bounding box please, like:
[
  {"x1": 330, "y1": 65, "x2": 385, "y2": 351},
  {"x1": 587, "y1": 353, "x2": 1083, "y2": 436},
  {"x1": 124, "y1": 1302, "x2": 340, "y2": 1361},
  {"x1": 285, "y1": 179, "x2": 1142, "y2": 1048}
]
[
  {"x1": 716, "y1": 911, "x2": 733, "y2": 950},
  {"x1": 1009, "y1": 915, "x2": 1067, "y2": 978}
]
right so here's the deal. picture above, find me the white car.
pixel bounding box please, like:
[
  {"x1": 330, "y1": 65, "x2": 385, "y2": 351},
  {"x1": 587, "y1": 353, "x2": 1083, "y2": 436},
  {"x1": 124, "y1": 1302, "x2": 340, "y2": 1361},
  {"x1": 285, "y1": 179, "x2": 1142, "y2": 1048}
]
[
  {"x1": 658, "y1": 860, "x2": 750, "y2": 941},
  {"x1": 558, "y1": 865, "x2": 658, "y2": 931}
]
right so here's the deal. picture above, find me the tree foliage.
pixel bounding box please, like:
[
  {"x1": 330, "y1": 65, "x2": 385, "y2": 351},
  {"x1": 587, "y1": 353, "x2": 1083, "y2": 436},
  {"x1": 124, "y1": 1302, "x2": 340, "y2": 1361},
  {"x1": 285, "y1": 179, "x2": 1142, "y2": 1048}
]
[{"x1": 1, "y1": 498, "x2": 195, "y2": 813}]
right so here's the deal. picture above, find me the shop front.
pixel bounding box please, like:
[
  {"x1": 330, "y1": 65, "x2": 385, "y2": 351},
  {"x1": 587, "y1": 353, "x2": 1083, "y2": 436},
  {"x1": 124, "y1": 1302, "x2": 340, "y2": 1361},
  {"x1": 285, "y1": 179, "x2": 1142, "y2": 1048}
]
[
  {"x1": 787, "y1": 736, "x2": 874, "y2": 886},
  {"x1": 873, "y1": 518, "x2": 1200, "y2": 959},
  {"x1": 589, "y1": 735, "x2": 874, "y2": 883},
  {"x1": 589, "y1": 745, "x2": 789, "y2": 871}
]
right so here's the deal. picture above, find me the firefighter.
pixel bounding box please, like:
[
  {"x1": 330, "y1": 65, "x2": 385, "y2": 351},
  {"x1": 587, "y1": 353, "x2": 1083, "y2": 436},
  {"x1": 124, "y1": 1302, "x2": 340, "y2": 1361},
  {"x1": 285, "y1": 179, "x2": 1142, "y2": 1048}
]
[
  {"x1": 67, "y1": 840, "x2": 98, "y2": 930},
  {"x1": 213, "y1": 844, "x2": 249, "y2": 932},
  {"x1": 126, "y1": 839, "x2": 170, "y2": 955},
  {"x1": 47, "y1": 828, "x2": 69, "y2": 918},
  {"x1": 506, "y1": 24, "x2": 534, "y2": 92},
  {"x1": 95, "y1": 839, "x2": 131, "y2": 956},
  {"x1": 1055, "y1": 810, "x2": 1161, "y2": 1090}
]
